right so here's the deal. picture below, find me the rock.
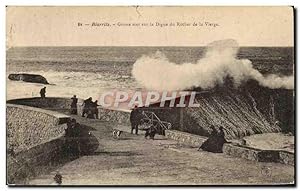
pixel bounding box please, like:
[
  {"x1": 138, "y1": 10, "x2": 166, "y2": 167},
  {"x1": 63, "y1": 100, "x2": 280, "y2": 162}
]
[{"x1": 8, "y1": 73, "x2": 49, "y2": 84}]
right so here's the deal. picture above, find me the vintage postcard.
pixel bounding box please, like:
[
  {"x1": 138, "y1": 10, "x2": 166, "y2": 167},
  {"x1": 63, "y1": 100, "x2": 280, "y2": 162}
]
[{"x1": 6, "y1": 6, "x2": 295, "y2": 186}]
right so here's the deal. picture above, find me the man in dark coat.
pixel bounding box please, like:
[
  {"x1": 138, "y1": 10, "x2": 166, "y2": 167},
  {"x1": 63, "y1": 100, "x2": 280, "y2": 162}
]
[
  {"x1": 64, "y1": 118, "x2": 77, "y2": 157},
  {"x1": 40, "y1": 87, "x2": 46, "y2": 98},
  {"x1": 72, "y1": 122, "x2": 82, "y2": 156},
  {"x1": 70, "y1": 95, "x2": 78, "y2": 115},
  {"x1": 92, "y1": 100, "x2": 100, "y2": 119},
  {"x1": 130, "y1": 106, "x2": 141, "y2": 135},
  {"x1": 82, "y1": 97, "x2": 92, "y2": 117}
]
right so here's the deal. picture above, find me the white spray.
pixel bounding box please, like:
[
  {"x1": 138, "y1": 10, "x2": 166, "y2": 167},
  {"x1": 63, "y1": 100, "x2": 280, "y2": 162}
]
[{"x1": 132, "y1": 39, "x2": 294, "y2": 91}]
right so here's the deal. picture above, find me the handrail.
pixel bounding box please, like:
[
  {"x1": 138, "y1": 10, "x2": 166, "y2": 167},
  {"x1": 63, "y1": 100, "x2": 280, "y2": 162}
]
[{"x1": 141, "y1": 111, "x2": 172, "y2": 130}]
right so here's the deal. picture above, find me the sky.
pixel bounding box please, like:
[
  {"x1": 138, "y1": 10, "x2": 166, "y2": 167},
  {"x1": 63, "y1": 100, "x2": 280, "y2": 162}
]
[{"x1": 6, "y1": 6, "x2": 294, "y2": 47}]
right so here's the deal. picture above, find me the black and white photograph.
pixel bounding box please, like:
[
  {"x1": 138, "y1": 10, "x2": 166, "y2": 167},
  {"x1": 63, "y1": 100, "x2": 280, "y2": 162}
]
[{"x1": 5, "y1": 6, "x2": 295, "y2": 186}]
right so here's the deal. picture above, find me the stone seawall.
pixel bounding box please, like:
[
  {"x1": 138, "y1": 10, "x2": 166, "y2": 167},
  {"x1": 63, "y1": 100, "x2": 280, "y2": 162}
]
[
  {"x1": 7, "y1": 97, "x2": 131, "y2": 125},
  {"x1": 165, "y1": 130, "x2": 294, "y2": 165},
  {"x1": 76, "y1": 103, "x2": 131, "y2": 125},
  {"x1": 98, "y1": 108, "x2": 131, "y2": 124},
  {"x1": 165, "y1": 130, "x2": 208, "y2": 148},
  {"x1": 7, "y1": 97, "x2": 76, "y2": 112},
  {"x1": 7, "y1": 104, "x2": 69, "y2": 152},
  {"x1": 7, "y1": 138, "x2": 65, "y2": 184},
  {"x1": 223, "y1": 143, "x2": 294, "y2": 166},
  {"x1": 7, "y1": 103, "x2": 70, "y2": 184}
]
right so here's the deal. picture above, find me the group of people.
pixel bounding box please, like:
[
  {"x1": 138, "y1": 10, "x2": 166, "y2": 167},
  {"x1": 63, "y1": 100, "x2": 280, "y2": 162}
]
[
  {"x1": 81, "y1": 97, "x2": 99, "y2": 119},
  {"x1": 39, "y1": 89, "x2": 226, "y2": 150},
  {"x1": 39, "y1": 88, "x2": 98, "y2": 119},
  {"x1": 69, "y1": 96, "x2": 99, "y2": 119}
]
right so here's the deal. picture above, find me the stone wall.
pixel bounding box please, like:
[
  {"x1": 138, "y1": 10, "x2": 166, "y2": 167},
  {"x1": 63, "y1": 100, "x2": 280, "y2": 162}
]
[
  {"x1": 76, "y1": 102, "x2": 131, "y2": 125},
  {"x1": 7, "y1": 97, "x2": 76, "y2": 112},
  {"x1": 279, "y1": 151, "x2": 294, "y2": 166},
  {"x1": 7, "y1": 138, "x2": 65, "y2": 184},
  {"x1": 165, "y1": 130, "x2": 208, "y2": 148},
  {"x1": 98, "y1": 108, "x2": 131, "y2": 124},
  {"x1": 7, "y1": 97, "x2": 131, "y2": 125},
  {"x1": 7, "y1": 104, "x2": 69, "y2": 152},
  {"x1": 223, "y1": 143, "x2": 294, "y2": 166},
  {"x1": 6, "y1": 104, "x2": 70, "y2": 184}
]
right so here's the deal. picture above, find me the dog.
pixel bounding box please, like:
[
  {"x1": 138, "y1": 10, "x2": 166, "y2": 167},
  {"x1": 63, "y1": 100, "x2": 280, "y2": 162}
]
[{"x1": 112, "y1": 130, "x2": 123, "y2": 139}]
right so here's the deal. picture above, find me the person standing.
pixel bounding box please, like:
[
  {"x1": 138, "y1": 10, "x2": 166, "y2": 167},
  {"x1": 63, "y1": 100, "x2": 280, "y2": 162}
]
[
  {"x1": 82, "y1": 97, "x2": 92, "y2": 117},
  {"x1": 130, "y1": 106, "x2": 141, "y2": 135},
  {"x1": 40, "y1": 87, "x2": 46, "y2": 98},
  {"x1": 92, "y1": 100, "x2": 100, "y2": 119},
  {"x1": 70, "y1": 95, "x2": 78, "y2": 115}
]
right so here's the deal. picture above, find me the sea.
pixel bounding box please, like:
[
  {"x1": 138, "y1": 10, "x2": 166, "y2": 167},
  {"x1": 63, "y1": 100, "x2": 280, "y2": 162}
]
[{"x1": 6, "y1": 46, "x2": 294, "y2": 100}]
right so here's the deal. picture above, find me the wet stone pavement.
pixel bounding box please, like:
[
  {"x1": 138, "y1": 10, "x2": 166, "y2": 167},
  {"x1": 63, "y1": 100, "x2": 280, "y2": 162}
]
[{"x1": 28, "y1": 114, "x2": 294, "y2": 185}]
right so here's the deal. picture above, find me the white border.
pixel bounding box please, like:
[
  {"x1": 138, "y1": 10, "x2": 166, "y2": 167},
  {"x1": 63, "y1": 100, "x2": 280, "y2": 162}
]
[{"x1": 0, "y1": 0, "x2": 298, "y2": 190}]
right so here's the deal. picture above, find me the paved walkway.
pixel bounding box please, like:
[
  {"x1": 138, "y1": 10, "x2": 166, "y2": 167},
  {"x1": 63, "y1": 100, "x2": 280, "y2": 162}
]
[{"x1": 29, "y1": 115, "x2": 294, "y2": 185}]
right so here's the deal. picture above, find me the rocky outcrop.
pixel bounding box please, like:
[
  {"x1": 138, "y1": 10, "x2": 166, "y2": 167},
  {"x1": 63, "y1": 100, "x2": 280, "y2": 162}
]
[{"x1": 8, "y1": 73, "x2": 49, "y2": 84}]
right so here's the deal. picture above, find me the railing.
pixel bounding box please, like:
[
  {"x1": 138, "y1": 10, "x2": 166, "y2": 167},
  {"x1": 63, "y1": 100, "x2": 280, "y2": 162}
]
[{"x1": 140, "y1": 111, "x2": 172, "y2": 131}]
